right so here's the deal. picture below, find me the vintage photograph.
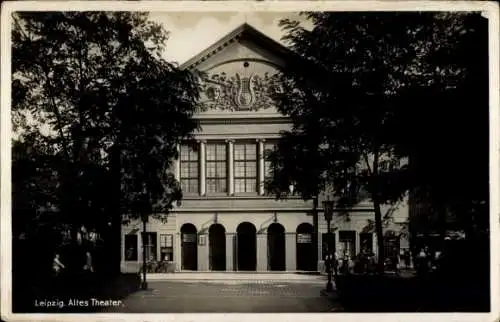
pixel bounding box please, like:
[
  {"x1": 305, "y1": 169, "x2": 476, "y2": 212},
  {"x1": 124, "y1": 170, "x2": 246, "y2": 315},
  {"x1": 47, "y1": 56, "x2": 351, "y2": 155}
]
[{"x1": 2, "y1": 1, "x2": 498, "y2": 319}]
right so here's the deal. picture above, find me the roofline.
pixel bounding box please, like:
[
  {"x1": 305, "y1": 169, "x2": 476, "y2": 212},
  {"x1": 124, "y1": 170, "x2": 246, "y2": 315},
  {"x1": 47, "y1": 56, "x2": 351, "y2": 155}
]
[{"x1": 180, "y1": 22, "x2": 293, "y2": 70}]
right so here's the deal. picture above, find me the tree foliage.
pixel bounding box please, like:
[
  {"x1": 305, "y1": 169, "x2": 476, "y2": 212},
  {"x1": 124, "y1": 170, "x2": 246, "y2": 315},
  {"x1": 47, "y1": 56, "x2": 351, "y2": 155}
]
[
  {"x1": 266, "y1": 12, "x2": 488, "y2": 270},
  {"x1": 12, "y1": 12, "x2": 200, "y2": 259}
]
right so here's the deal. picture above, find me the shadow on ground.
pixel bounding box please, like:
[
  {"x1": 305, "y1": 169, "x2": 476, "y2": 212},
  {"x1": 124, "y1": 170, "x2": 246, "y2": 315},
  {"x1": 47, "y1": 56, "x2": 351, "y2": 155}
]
[{"x1": 13, "y1": 273, "x2": 141, "y2": 313}]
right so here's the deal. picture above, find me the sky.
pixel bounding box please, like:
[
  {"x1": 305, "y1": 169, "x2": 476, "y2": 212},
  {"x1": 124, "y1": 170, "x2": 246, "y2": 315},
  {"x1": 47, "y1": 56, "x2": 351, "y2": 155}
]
[{"x1": 148, "y1": 12, "x2": 311, "y2": 65}]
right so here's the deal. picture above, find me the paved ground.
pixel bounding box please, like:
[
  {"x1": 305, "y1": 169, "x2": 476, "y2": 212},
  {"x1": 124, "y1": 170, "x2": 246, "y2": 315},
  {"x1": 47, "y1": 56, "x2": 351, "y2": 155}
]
[{"x1": 103, "y1": 274, "x2": 342, "y2": 313}]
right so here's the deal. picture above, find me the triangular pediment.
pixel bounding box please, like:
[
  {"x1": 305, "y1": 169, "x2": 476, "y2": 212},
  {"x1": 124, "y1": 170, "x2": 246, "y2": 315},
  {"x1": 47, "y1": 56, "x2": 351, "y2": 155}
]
[{"x1": 181, "y1": 23, "x2": 292, "y2": 118}]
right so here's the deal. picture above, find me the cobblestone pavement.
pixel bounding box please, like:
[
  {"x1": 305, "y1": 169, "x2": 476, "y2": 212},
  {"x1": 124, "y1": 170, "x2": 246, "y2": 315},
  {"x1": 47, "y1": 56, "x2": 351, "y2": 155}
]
[{"x1": 104, "y1": 279, "x2": 343, "y2": 313}]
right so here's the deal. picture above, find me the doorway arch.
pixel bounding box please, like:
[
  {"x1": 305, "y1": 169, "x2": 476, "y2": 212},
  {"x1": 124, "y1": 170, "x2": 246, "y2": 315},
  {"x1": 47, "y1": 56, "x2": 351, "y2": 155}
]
[
  {"x1": 296, "y1": 223, "x2": 315, "y2": 271},
  {"x1": 181, "y1": 223, "x2": 197, "y2": 271},
  {"x1": 209, "y1": 224, "x2": 226, "y2": 271},
  {"x1": 236, "y1": 222, "x2": 256, "y2": 271},
  {"x1": 267, "y1": 223, "x2": 285, "y2": 271}
]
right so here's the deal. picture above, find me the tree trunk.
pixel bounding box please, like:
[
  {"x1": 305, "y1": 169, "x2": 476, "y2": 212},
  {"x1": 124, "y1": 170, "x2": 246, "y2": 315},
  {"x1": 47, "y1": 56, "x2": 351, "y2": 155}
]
[
  {"x1": 373, "y1": 198, "x2": 385, "y2": 274},
  {"x1": 108, "y1": 145, "x2": 122, "y2": 276}
]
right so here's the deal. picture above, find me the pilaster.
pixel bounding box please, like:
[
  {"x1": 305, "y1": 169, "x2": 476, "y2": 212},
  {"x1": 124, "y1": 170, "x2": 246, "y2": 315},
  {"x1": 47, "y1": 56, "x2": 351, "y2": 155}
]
[
  {"x1": 285, "y1": 233, "x2": 296, "y2": 271},
  {"x1": 225, "y1": 233, "x2": 235, "y2": 271},
  {"x1": 256, "y1": 233, "x2": 267, "y2": 271},
  {"x1": 197, "y1": 233, "x2": 209, "y2": 271},
  {"x1": 257, "y1": 139, "x2": 265, "y2": 195},
  {"x1": 199, "y1": 140, "x2": 206, "y2": 196},
  {"x1": 174, "y1": 233, "x2": 181, "y2": 271},
  {"x1": 227, "y1": 139, "x2": 234, "y2": 196}
]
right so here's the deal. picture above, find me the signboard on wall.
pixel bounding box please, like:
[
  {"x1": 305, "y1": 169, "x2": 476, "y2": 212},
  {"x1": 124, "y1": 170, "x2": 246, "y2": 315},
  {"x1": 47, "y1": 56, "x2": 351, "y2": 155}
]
[
  {"x1": 297, "y1": 233, "x2": 312, "y2": 244},
  {"x1": 198, "y1": 234, "x2": 207, "y2": 246},
  {"x1": 182, "y1": 233, "x2": 197, "y2": 243}
]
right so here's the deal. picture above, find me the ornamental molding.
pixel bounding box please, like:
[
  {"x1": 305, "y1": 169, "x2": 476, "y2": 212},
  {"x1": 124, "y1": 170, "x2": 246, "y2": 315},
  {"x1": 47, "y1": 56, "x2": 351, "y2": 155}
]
[{"x1": 198, "y1": 71, "x2": 282, "y2": 112}]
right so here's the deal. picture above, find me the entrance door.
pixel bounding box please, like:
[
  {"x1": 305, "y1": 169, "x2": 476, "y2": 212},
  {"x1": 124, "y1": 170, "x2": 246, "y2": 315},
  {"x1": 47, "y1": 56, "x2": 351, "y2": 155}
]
[
  {"x1": 297, "y1": 223, "x2": 315, "y2": 271},
  {"x1": 236, "y1": 222, "x2": 256, "y2": 271},
  {"x1": 268, "y1": 223, "x2": 285, "y2": 271},
  {"x1": 181, "y1": 224, "x2": 197, "y2": 270},
  {"x1": 209, "y1": 224, "x2": 226, "y2": 271}
]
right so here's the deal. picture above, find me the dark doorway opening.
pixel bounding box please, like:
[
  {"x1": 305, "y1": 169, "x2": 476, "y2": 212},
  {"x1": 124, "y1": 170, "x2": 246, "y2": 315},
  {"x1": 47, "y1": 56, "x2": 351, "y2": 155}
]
[
  {"x1": 297, "y1": 223, "x2": 315, "y2": 271},
  {"x1": 236, "y1": 222, "x2": 256, "y2": 271},
  {"x1": 267, "y1": 223, "x2": 285, "y2": 271},
  {"x1": 209, "y1": 224, "x2": 226, "y2": 271},
  {"x1": 181, "y1": 223, "x2": 197, "y2": 271}
]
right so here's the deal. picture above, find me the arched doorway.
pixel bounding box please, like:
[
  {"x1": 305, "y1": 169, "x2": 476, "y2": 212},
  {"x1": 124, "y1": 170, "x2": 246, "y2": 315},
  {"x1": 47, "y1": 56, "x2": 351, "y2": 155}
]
[
  {"x1": 209, "y1": 224, "x2": 226, "y2": 271},
  {"x1": 267, "y1": 223, "x2": 285, "y2": 271},
  {"x1": 296, "y1": 223, "x2": 315, "y2": 271},
  {"x1": 236, "y1": 222, "x2": 256, "y2": 271},
  {"x1": 181, "y1": 224, "x2": 197, "y2": 271}
]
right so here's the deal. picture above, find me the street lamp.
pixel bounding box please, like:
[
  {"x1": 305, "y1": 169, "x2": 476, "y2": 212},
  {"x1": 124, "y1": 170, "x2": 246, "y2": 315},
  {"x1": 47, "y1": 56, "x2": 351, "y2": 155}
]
[
  {"x1": 141, "y1": 212, "x2": 148, "y2": 290},
  {"x1": 323, "y1": 200, "x2": 335, "y2": 292}
]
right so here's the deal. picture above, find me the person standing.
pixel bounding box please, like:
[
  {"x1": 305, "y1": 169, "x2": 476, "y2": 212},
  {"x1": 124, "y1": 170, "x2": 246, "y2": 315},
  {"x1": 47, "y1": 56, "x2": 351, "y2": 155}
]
[
  {"x1": 83, "y1": 251, "x2": 94, "y2": 273},
  {"x1": 392, "y1": 248, "x2": 401, "y2": 275},
  {"x1": 417, "y1": 247, "x2": 428, "y2": 275},
  {"x1": 53, "y1": 253, "x2": 65, "y2": 276},
  {"x1": 403, "y1": 249, "x2": 411, "y2": 270}
]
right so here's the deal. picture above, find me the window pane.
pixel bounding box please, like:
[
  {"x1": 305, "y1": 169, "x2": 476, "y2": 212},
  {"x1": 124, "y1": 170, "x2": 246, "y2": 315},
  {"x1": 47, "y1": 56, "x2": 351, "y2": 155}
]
[
  {"x1": 188, "y1": 179, "x2": 199, "y2": 193},
  {"x1": 216, "y1": 145, "x2": 226, "y2": 159},
  {"x1": 216, "y1": 162, "x2": 226, "y2": 177},
  {"x1": 234, "y1": 145, "x2": 245, "y2": 160},
  {"x1": 124, "y1": 235, "x2": 138, "y2": 261},
  {"x1": 206, "y1": 145, "x2": 216, "y2": 160},
  {"x1": 360, "y1": 233, "x2": 373, "y2": 252},
  {"x1": 207, "y1": 179, "x2": 216, "y2": 193},
  {"x1": 142, "y1": 232, "x2": 157, "y2": 261},
  {"x1": 216, "y1": 179, "x2": 227, "y2": 192},
  {"x1": 246, "y1": 179, "x2": 257, "y2": 192},
  {"x1": 245, "y1": 144, "x2": 257, "y2": 159},
  {"x1": 188, "y1": 162, "x2": 198, "y2": 177},
  {"x1": 234, "y1": 162, "x2": 245, "y2": 177},
  {"x1": 246, "y1": 162, "x2": 257, "y2": 177},
  {"x1": 206, "y1": 162, "x2": 216, "y2": 177},
  {"x1": 180, "y1": 145, "x2": 189, "y2": 160},
  {"x1": 181, "y1": 180, "x2": 188, "y2": 192},
  {"x1": 189, "y1": 148, "x2": 198, "y2": 160},
  {"x1": 234, "y1": 179, "x2": 245, "y2": 193},
  {"x1": 180, "y1": 163, "x2": 189, "y2": 177}
]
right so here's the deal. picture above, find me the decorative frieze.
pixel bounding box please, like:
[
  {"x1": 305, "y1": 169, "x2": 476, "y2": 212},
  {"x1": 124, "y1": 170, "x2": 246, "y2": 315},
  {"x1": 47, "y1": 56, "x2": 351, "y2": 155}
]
[{"x1": 198, "y1": 72, "x2": 281, "y2": 112}]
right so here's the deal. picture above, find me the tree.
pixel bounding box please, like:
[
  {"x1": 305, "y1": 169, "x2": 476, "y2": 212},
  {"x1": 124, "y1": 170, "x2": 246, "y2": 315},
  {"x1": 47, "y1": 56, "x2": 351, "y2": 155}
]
[
  {"x1": 395, "y1": 13, "x2": 489, "y2": 243},
  {"x1": 266, "y1": 12, "x2": 482, "y2": 273},
  {"x1": 12, "y1": 12, "x2": 200, "y2": 275}
]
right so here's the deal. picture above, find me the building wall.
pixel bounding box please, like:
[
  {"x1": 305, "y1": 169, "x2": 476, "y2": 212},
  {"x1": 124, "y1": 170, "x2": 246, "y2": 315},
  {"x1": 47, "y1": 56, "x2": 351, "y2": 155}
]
[{"x1": 119, "y1": 25, "x2": 410, "y2": 273}]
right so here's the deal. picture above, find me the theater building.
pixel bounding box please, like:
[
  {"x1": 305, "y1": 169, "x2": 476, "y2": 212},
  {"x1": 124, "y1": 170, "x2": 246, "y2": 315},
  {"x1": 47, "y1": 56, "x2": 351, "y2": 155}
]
[{"x1": 121, "y1": 23, "x2": 410, "y2": 273}]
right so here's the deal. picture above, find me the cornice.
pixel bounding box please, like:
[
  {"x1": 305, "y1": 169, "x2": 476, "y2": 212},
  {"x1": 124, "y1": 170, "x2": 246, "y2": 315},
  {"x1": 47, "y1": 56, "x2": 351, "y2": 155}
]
[{"x1": 195, "y1": 116, "x2": 290, "y2": 125}]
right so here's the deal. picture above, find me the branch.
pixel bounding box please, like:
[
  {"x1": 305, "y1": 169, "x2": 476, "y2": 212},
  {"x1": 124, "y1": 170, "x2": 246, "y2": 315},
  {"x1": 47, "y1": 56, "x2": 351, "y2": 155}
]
[{"x1": 13, "y1": 15, "x2": 72, "y2": 162}]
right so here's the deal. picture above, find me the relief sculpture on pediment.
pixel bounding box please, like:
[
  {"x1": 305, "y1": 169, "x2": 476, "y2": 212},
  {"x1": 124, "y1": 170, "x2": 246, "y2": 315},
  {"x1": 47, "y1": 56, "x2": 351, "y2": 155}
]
[{"x1": 198, "y1": 71, "x2": 281, "y2": 112}]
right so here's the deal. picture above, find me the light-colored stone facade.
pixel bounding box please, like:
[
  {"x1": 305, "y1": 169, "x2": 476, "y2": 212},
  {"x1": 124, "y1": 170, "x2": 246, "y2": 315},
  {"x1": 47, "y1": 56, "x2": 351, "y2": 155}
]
[{"x1": 120, "y1": 23, "x2": 409, "y2": 273}]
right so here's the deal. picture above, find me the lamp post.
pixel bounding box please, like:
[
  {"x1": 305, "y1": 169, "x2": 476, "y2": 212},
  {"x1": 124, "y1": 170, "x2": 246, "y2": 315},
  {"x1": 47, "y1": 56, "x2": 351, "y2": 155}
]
[
  {"x1": 141, "y1": 213, "x2": 148, "y2": 290},
  {"x1": 323, "y1": 200, "x2": 335, "y2": 292}
]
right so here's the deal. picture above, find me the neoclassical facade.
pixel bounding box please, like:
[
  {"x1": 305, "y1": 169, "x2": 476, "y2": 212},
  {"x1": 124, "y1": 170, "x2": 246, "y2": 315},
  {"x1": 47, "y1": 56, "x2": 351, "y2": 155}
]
[{"x1": 120, "y1": 23, "x2": 410, "y2": 273}]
